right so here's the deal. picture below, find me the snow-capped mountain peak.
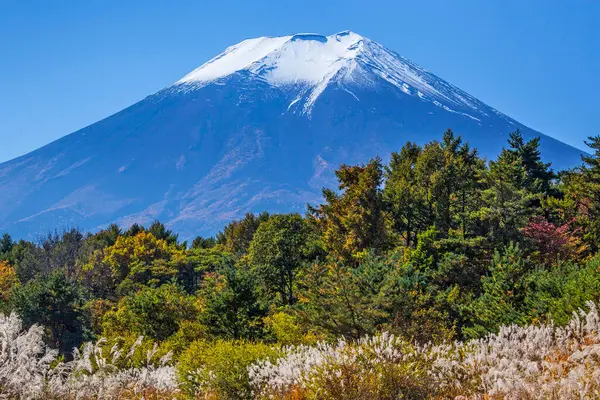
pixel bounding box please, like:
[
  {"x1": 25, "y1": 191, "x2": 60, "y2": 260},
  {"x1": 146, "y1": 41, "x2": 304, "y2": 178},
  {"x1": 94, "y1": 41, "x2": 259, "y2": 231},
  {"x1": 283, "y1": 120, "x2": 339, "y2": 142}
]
[
  {"x1": 176, "y1": 31, "x2": 364, "y2": 86},
  {"x1": 175, "y1": 31, "x2": 485, "y2": 116}
]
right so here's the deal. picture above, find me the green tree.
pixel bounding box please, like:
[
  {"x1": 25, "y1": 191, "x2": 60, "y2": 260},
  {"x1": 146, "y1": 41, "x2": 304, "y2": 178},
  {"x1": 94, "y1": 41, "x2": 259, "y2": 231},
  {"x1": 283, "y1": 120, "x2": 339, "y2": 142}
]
[
  {"x1": 124, "y1": 223, "x2": 144, "y2": 237},
  {"x1": 506, "y1": 130, "x2": 555, "y2": 195},
  {"x1": 199, "y1": 263, "x2": 266, "y2": 340},
  {"x1": 248, "y1": 214, "x2": 312, "y2": 305},
  {"x1": 524, "y1": 256, "x2": 600, "y2": 325},
  {"x1": 9, "y1": 272, "x2": 90, "y2": 354},
  {"x1": 384, "y1": 142, "x2": 427, "y2": 247},
  {"x1": 478, "y1": 153, "x2": 534, "y2": 244},
  {"x1": 574, "y1": 135, "x2": 600, "y2": 250},
  {"x1": 461, "y1": 244, "x2": 529, "y2": 339},
  {"x1": 148, "y1": 220, "x2": 179, "y2": 245},
  {"x1": 297, "y1": 253, "x2": 390, "y2": 339},
  {"x1": 0, "y1": 233, "x2": 13, "y2": 257},
  {"x1": 102, "y1": 283, "x2": 197, "y2": 341},
  {"x1": 217, "y1": 212, "x2": 270, "y2": 255},
  {"x1": 191, "y1": 236, "x2": 216, "y2": 249},
  {"x1": 430, "y1": 130, "x2": 482, "y2": 237},
  {"x1": 309, "y1": 158, "x2": 387, "y2": 263},
  {"x1": 385, "y1": 131, "x2": 483, "y2": 246}
]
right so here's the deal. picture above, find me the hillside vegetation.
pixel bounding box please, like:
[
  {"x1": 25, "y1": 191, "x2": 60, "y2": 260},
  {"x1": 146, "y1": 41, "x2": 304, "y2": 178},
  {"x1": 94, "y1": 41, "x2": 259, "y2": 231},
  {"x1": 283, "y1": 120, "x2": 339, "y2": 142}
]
[{"x1": 2, "y1": 129, "x2": 600, "y2": 399}]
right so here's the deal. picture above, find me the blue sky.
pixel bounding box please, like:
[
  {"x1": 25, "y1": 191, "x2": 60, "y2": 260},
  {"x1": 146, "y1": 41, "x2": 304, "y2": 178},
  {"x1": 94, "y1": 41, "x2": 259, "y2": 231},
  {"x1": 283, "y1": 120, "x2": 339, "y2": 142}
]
[{"x1": 0, "y1": 0, "x2": 598, "y2": 163}]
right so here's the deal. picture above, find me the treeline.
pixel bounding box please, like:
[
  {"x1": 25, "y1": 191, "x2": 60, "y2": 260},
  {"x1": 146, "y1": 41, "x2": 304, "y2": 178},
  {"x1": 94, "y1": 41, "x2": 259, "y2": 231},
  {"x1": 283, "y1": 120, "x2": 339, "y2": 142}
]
[{"x1": 2, "y1": 129, "x2": 600, "y2": 396}]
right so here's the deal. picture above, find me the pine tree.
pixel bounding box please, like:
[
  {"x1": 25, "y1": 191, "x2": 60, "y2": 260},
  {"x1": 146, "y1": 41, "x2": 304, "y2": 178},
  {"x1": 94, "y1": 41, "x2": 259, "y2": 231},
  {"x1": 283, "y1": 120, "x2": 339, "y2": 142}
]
[
  {"x1": 383, "y1": 142, "x2": 426, "y2": 247},
  {"x1": 216, "y1": 212, "x2": 270, "y2": 255},
  {"x1": 478, "y1": 156, "x2": 534, "y2": 245},
  {"x1": 309, "y1": 158, "x2": 387, "y2": 263},
  {"x1": 578, "y1": 135, "x2": 600, "y2": 250},
  {"x1": 506, "y1": 130, "x2": 555, "y2": 194},
  {"x1": 0, "y1": 233, "x2": 13, "y2": 256}
]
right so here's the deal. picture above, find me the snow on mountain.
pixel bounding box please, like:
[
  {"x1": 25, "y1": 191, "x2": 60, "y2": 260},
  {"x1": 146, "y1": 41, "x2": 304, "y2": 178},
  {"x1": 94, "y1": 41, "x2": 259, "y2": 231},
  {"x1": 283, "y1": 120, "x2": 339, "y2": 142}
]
[
  {"x1": 176, "y1": 31, "x2": 485, "y2": 117},
  {"x1": 0, "y1": 31, "x2": 585, "y2": 240}
]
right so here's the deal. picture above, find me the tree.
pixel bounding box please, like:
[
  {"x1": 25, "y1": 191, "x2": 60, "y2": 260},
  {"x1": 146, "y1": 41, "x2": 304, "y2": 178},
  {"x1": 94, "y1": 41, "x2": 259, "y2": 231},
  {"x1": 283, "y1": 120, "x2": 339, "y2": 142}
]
[
  {"x1": 217, "y1": 212, "x2": 270, "y2": 255},
  {"x1": 51, "y1": 228, "x2": 85, "y2": 278},
  {"x1": 462, "y1": 244, "x2": 529, "y2": 339},
  {"x1": 379, "y1": 259, "x2": 456, "y2": 343},
  {"x1": 575, "y1": 135, "x2": 600, "y2": 250},
  {"x1": 522, "y1": 216, "x2": 583, "y2": 267},
  {"x1": 83, "y1": 231, "x2": 190, "y2": 298},
  {"x1": 385, "y1": 132, "x2": 484, "y2": 247},
  {"x1": 199, "y1": 264, "x2": 266, "y2": 340},
  {"x1": 148, "y1": 221, "x2": 179, "y2": 245},
  {"x1": 506, "y1": 130, "x2": 555, "y2": 195},
  {"x1": 478, "y1": 149, "x2": 536, "y2": 244},
  {"x1": 124, "y1": 223, "x2": 144, "y2": 237},
  {"x1": 309, "y1": 158, "x2": 387, "y2": 263},
  {"x1": 101, "y1": 283, "x2": 197, "y2": 341},
  {"x1": 191, "y1": 236, "x2": 217, "y2": 249},
  {"x1": 103, "y1": 231, "x2": 177, "y2": 285},
  {"x1": 429, "y1": 130, "x2": 482, "y2": 237},
  {"x1": 0, "y1": 260, "x2": 19, "y2": 302},
  {"x1": 384, "y1": 142, "x2": 426, "y2": 247},
  {"x1": 451, "y1": 139, "x2": 485, "y2": 238},
  {"x1": 9, "y1": 229, "x2": 85, "y2": 283},
  {"x1": 248, "y1": 214, "x2": 312, "y2": 305},
  {"x1": 9, "y1": 273, "x2": 90, "y2": 354},
  {"x1": 183, "y1": 246, "x2": 235, "y2": 294},
  {"x1": 0, "y1": 233, "x2": 13, "y2": 257},
  {"x1": 297, "y1": 253, "x2": 390, "y2": 339}
]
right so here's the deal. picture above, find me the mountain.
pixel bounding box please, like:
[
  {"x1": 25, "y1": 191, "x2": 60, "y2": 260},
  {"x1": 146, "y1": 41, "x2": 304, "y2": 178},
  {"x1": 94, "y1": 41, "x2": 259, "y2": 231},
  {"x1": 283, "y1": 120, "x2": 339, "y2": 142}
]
[{"x1": 0, "y1": 31, "x2": 585, "y2": 240}]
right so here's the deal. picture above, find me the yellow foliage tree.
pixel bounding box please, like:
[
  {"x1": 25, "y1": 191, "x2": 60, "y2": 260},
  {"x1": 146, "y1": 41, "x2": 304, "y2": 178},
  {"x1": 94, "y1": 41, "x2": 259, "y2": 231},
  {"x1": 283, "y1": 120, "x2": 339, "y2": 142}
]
[
  {"x1": 0, "y1": 260, "x2": 19, "y2": 301},
  {"x1": 83, "y1": 231, "x2": 188, "y2": 298}
]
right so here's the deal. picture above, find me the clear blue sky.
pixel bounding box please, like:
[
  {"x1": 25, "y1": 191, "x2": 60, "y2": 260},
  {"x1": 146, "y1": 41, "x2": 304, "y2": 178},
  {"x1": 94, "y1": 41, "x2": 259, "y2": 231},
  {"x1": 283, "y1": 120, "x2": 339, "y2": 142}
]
[{"x1": 0, "y1": 0, "x2": 598, "y2": 162}]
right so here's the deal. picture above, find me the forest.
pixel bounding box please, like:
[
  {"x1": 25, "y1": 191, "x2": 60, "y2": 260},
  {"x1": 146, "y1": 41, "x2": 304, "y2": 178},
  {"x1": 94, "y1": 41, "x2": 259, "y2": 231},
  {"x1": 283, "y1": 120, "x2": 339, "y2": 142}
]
[{"x1": 2, "y1": 129, "x2": 600, "y2": 399}]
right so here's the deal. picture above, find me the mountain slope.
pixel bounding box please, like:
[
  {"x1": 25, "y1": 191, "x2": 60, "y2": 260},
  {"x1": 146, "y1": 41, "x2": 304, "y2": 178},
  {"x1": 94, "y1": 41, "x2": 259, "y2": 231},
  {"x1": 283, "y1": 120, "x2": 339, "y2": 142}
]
[{"x1": 0, "y1": 31, "x2": 584, "y2": 239}]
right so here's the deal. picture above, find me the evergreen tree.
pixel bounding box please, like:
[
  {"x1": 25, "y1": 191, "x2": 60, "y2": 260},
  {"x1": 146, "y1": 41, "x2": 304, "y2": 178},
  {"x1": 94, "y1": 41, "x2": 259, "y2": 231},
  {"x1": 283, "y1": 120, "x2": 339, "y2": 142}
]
[
  {"x1": 9, "y1": 272, "x2": 90, "y2": 355},
  {"x1": 148, "y1": 221, "x2": 179, "y2": 245},
  {"x1": 507, "y1": 130, "x2": 555, "y2": 194},
  {"x1": 384, "y1": 142, "x2": 427, "y2": 247},
  {"x1": 248, "y1": 214, "x2": 311, "y2": 305},
  {"x1": 124, "y1": 223, "x2": 144, "y2": 237},
  {"x1": 217, "y1": 212, "x2": 270, "y2": 255},
  {"x1": 479, "y1": 143, "x2": 537, "y2": 244},
  {"x1": 579, "y1": 135, "x2": 600, "y2": 249},
  {"x1": 298, "y1": 253, "x2": 390, "y2": 339},
  {"x1": 462, "y1": 244, "x2": 529, "y2": 339},
  {"x1": 199, "y1": 263, "x2": 266, "y2": 340},
  {"x1": 191, "y1": 236, "x2": 217, "y2": 249},
  {"x1": 386, "y1": 130, "x2": 483, "y2": 243},
  {"x1": 0, "y1": 233, "x2": 13, "y2": 257},
  {"x1": 309, "y1": 158, "x2": 387, "y2": 263}
]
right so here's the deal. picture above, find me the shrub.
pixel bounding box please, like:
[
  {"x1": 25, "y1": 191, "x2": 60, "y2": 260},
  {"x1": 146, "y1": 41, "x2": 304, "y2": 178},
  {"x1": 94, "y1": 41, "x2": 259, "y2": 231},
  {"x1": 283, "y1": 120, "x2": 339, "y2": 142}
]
[
  {"x1": 249, "y1": 333, "x2": 437, "y2": 400},
  {"x1": 264, "y1": 311, "x2": 321, "y2": 346},
  {"x1": 178, "y1": 339, "x2": 280, "y2": 399},
  {"x1": 0, "y1": 312, "x2": 178, "y2": 399},
  {"x1": 250, "y1": 302, "x2": 600, "y2": 399}
]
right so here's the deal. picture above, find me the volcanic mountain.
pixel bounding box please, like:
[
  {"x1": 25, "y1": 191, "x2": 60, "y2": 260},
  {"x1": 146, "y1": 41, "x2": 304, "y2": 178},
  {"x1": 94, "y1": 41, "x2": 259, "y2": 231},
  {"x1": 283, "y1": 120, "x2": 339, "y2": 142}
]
[{"x1": 0, "y1": 31, "x2": 584, "y2": 239}]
